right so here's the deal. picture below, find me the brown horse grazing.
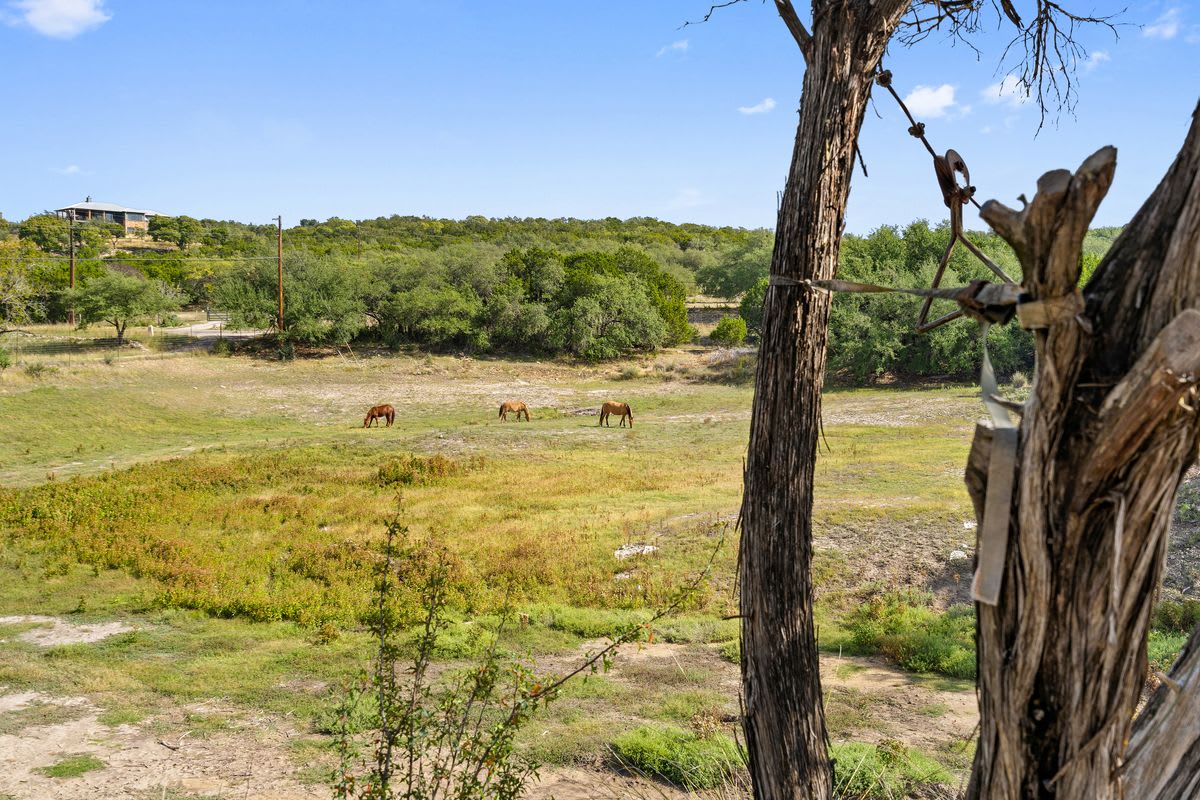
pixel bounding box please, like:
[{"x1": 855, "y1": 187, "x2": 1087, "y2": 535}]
[
  {"x1": 598, "y1": 401, "x2": 633, "y2": 428},
  {"x1": 363, "y1": 404, "x2": 395, "y2": 427},
  {"x1": 498, "y1": 400, "x2": 530, "y2": 422}
]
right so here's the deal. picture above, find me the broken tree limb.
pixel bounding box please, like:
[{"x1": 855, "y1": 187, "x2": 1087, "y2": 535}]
[{"x1": 1078, "y1": 309, "x2": 1200, "y2": 503}]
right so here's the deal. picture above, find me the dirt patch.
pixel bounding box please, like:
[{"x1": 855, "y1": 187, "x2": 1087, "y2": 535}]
[
  {"x1": 815, "y1": 520, "x2": 976, "y2": 607},
  {"x1": 0, "y1": 691, "x2": 320, "y2": 800},
  {"x1": 822, "y1": 656, "x2": 976, "y2": 753},
  {"x1": 0, "y1": 615, "x2": 134, "y2": 646},
  {"x1": 822, "y1": 392, "x2": 979, "y2": 427}
]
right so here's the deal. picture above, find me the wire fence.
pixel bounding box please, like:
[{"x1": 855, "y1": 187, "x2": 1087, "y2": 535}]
[{"x1": 0, "y1": 329, "x2": 234, "y2": 367}]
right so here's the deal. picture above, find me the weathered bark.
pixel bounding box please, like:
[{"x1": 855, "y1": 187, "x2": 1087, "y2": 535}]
[
  {"x1": 1125, "y1": 624, "x2": 1200, "y2": 798},
  {"x1": 737, "y1": 3, "x2": 908, "y2": 798},
  {"x1": 967, "y1": 103, "x2": 1200, "y2": 799}
]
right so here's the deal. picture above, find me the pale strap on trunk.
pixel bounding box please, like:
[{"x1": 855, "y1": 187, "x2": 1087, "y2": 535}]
[{"x1": 972, "y1": 322, "x2": 1018, "y2": 606}]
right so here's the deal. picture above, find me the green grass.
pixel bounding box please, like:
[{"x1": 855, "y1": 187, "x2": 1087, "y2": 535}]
[
  {"x1": 1148, "y1": 630, "x2": 1189, "y2": 673},
  {"x1": 610, "y1": 725, "x2": 744, "y2": 790},
  {"x1": 831, "y1": 740, "x2": 953, "y2": 799},
  {"x1": 36, "y1": 753, "x2": 106, "y2": 778},
  {"x1": 844, "y1": 591, "x2": 976, "y2": 679},
  {"x1": 0, "y1": 363, "x2": 981, "y2": 632}
]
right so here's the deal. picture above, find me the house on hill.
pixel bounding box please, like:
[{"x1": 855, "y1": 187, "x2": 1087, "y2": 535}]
[{"x1": 55, "y1": 197, "x2": 161, "y2": 236}]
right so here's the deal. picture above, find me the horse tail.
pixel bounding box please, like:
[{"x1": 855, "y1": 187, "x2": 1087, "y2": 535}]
[{"x1": 499, "y1": 405, "x2": 505, "y2": 418}]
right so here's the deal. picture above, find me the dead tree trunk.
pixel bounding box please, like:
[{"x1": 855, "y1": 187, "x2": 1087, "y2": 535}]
[
  {"x1": 737, "y1": 3, "x2": 907, "y2": 798},
  {"x1": 967, "y1": 103, "x2": 1200, "y2": 799}
]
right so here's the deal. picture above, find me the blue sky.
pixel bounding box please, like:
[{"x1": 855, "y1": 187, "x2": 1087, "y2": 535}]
[{"x1": 1, "y1": 0, "x2": 1195, "y2": 233}]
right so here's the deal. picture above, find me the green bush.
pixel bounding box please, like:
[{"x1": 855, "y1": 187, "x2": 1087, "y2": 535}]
[
  {"x1": 610, "y1": 725, "x2": 743, "y2": 790},
  {"x1": 1154, "y1": 599, "x2": 1200, "y2": 634},
  {"x1": 831, "y1": 740, "x2": 952, "y2": 798},
  {"x1": 710, "y1": 315, "x2": 747, "y2": 346},
  {"x1": 23, "y1": 361, "x2": 56, "y2": 380},
  {"x1": 845, "y1": 591, "x2": 976, "y2": 679},
  {"x1": 212, "y1": 252, "x2": 365, "y2": 345},
  {"x1": 210, "y1": 338, "x2": 235, "y2": 357},
  {"x1": 739, "y1": 277, "x2": 767, "y2": 335},
  {"x1": 0, "y1": 347, "x2": 11, "y2": 373}
]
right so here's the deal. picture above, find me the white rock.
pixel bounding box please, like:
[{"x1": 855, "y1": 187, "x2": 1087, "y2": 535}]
[
  {"x1": 614, "y1": 544, "x2": 657, "y2": 560},
  {"x1": 949, "y1": 550, "x2": 970, "y2": 561}
]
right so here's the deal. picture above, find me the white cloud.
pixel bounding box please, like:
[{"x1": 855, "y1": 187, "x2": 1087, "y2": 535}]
[
  {"x1": 981, "y1": 76, "x2": 1031, "y2": 109},
  {"x1": 7, "y1": 0, "x2": 110, "y2": 38},
  {"x1": 738, "y1": 97, "x2": 777, "y2": 115},
  {"x1": 1144, "y1": 8, "x2": 1181, "y2": 39},
  {"x1": 656, "y1": 39, "x2": 688, "y2": 57},
  {"x1": 51, "y1": 164, "x2": 82, "y2": 175},
  {"x1": 1082, "y1": 50, "x2": 1111, "y2": 72},
  {"x1": 902, "y1": 84, "x2": 957, "y2": 118}
]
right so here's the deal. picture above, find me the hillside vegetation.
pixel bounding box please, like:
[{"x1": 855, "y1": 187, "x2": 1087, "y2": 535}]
[{"x1": 2, "y1": 213, "x2": 1120, "y2": 380}]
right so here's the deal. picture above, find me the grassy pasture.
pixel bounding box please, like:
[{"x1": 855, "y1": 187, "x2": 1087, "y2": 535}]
[
  {"x1": 0, "y1": 348, "x2": 989, "y2": 793},
  {"x1": 0, "y1": 351, "x2": 980, "y2": 628}
]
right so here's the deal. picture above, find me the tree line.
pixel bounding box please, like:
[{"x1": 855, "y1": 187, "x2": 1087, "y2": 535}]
[{"x1": 0, "y1": 211, "x2": 1117, "y2": 377}]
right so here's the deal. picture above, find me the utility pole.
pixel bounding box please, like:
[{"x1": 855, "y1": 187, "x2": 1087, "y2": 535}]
[
  {"x1": 68, "y1": 211, "x2": 76, "y2": 326},
  {"x1": 274, "y1": 215, "x2": 284, "y2": 333}
]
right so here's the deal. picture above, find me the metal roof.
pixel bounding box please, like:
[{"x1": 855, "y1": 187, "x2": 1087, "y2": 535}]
[{"x1": 55, "y1": 201, "x2": 161, "y2": 216}]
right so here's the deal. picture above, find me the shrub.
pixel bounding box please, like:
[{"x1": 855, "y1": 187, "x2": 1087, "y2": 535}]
[
  {"x1": 831, "y1": 740, "x2": 952, "y2": 798},
  {"x1": 739, "y1": 277, "x2": 768, "y2": 335},
  {"x1": 0, "y1": 346, "x2": 11, "y2": 373},
  {"x1": 211, "y1": 338, "x2": 235, "y2": 357},
  {"x1": 610, "y1": 725, "x2": 743, "y2": 790},
  {"x1": 1153, "y1": 598, "x2": 1200, "y2": 634},
  {"x1": 333, "y1": 512, "x2": 656, "y2": 800},
  {"x1": 23, "y1": 361, "x2": 56, "y2": 380},
  {"x1": 845, "y1": 591, "x2": 976, "y2": 679},
  {"x1": 710, "y1": 316, "x2": 748, "y2": 347},
  {"x1": 376, "y1": 453, "x2": 485, "y2": 487}
]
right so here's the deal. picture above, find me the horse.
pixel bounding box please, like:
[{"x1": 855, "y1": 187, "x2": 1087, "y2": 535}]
[
  {"x1": 363, "y1": 404, "x2": 395, "y2": 428},
  {"x1": 598, "y1": 401, "x2": 633, "y2": 428},
  {"x1": 499, "y1": 400, "x2": 530, "y2": 422}
]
